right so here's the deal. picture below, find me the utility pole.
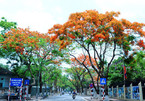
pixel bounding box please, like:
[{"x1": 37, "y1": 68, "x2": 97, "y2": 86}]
[
  {"x1": 122, "y1": 49, "x2": 126, "y2": 100},
  {"x1": 123, "y1": 55, "x2": 125, "y2": 85},
  {"x1": 122, "y1": 42, "x2": 126, "y2": 86}
]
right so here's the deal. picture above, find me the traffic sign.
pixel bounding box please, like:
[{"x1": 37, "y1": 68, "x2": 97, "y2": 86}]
[
  {"x1": 11, "y1": 78, "x2": 22, "y2": 86},
  {"x1": 89, "y1": 83, "x2": 93, "y2": 88},
  {"x1": 100, "y1": 78, "x2": 106, "y2": 85},
  {"x1": 24, "y1": 80, "x2": 30, "y2": 85}
]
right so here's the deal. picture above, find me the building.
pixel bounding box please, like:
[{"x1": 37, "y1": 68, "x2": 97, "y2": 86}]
[{"x1": 0, "y1": 67, "x2": 16, "y2": 89}]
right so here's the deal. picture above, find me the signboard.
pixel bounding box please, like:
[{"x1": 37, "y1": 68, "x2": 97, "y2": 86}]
[
  {"x1": 24, "y1": 80, "x2": 30, "y2": 85},
  {"x1": 11, "y1": 78, "x2": 22, "y2": 86},
  {"x1": 100, "y1": 78, "x2": 106, "y2": 85},
  {"x1": 89, "y1": 83, "x2": 93, "y2": 88}
]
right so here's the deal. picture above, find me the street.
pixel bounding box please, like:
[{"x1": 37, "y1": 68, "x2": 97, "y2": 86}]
[
  {"x1": 41, "y1": 93, "x2": 86, "y2": 101},
  {"x1": 0, "y1": 94, "x2": 127, "y2": 101},
  {"x1": 0, "y1": 93, "x2": 88, "y2": 101}
]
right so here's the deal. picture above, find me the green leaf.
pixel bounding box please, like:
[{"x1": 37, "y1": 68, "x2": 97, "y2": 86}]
[
  {"x1": 85, "y1": 39, "x2": 91, "y2": 44},
  {"x1": 59, "y1": 36, "x2": 64, "y2": 40}
]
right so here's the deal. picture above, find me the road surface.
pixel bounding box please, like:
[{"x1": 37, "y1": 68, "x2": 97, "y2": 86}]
[{"x1": 41, "y1": 93, "x2": 86, "y2": 101}]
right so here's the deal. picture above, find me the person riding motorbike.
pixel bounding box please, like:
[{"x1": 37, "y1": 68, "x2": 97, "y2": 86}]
[{"x1": 72, "y1": 90, "x2": 77, "y2": 99}]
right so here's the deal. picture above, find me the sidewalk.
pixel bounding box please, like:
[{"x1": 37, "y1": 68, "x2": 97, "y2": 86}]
[
  {"x1": 28, "y1": 93, "x2": 56, "y2": 101},
  {"x1": 29, "y1": 96, "x2": 43, "y2": 101},
  {"x1": 83, "y1": 96, "x2": 126, "y2": 101}
]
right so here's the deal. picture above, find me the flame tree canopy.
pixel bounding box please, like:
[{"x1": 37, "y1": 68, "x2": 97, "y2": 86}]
[
  {"x1": 0, "y1": 27, "x2": 67, "y2": 67},
  {"x1": 71, "y1": 54, "x2": 97, "y2": 77},
  {"x1": 1, "y1": 28, "x2": 47, "y2": 53},
  {"x1": 0, "y1": 27, "x2": 68, "y2": 87},
  {"x1": 71, "y1": 54, "x2": 98, "y2": 81},
  {"x1": 65, "y1": 55, "x2": 96, "y2": 93},
  {"x1": 70, "y1": 54, "x2": 99, "y2": 91},
  {"x1": 48, "y1": 10, "x2": 145, "y2": 86},
  {"x1": 71, "y1": 54, "x2": 97, "y2": 67}
]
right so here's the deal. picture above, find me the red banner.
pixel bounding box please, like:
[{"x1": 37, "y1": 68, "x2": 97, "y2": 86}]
[{"x1": 124, "y1": 66, "x2": 127, "y2": 79}]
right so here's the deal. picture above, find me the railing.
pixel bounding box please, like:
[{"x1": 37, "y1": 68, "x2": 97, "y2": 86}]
[{"x1": 108, "y1": 82, "x2": 143, "y2": 101}]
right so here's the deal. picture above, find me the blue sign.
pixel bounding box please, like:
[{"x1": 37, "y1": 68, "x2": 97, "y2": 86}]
[
  {"x1": 11, "y1": 78, "x2": 22, "y2": 86},
  {"x1": 24, "y1": 80, "x2": 30, "y2": 85},
  {"x1": 100, "y1": 78, "x2": 106, "y2": 85},
  {"x1": 89, "y1": 83, "x2": 93, "y2": 88}
]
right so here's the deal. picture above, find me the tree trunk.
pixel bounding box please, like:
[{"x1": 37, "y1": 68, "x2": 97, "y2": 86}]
[
  {"x1": 81, "y1": 85, "x2": 84, "y2": 93},
  {"x1": 86, "y1": 67, "x2": 99, "y2": 94},
  {"x1": 80, "y1": 80, "x2": 84, "y2": 94},
  {"x1": 28, "y1": 85, "x2": 32, "y2": 94},
  {"x1": 54, "y1": 79, "x2": 57, "y2": 93},
  {"x1": 39, "y1": 72, "x2": 43, "y2": 93},
  {"x1": 96, "y1": 75, "x2": 100, "y2": 94},
  {"x1": 45, "y1": 83, "x2": 47, "y2": 95}
]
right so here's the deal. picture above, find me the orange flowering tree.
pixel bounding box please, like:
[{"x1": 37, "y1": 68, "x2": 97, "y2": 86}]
[
  {"x1": 0, "y1": 28, "x2": 49, "y2": 92},
  {"x1": 0, "y1": 27, "x2": 68, "y2": 93},
  {"x1": 1, "y1": 28, "x2": 48, "y2": 75},
  {"x1": 48, "y1": 10, "x2": 145, "y2": 95},
  {"x1": 70, "y1": 54, "x2": 99, "y2": 93},
  {"x1": 70, "y1": 54, "x2": 98, "y2": 92}
]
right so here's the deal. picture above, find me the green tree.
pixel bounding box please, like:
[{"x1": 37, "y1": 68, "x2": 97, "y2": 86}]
[
  {"x1": 0, "y1": 17, "x2": 17, "y2": 35},
  {"x1": 0, "y1": 17, "x2": 17, "y2": 65},
  {"x1": 66, "y1": 66, "x2": 91, "y2": 93},
  {"x1": 0, "y1": 63, "x2": 9, "y2": 70},
  {"x1": 107, "y1": 51, "x2": 145, "y2": 86}
]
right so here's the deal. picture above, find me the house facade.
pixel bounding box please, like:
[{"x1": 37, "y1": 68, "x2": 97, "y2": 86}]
[{"x1": 0, "y1": 67, "x2": 16, "y2": 89}]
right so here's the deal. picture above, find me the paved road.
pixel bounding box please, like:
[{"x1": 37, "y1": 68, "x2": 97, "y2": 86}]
[{"x1": 41, "y1": 94, "x2": 86, "y2": 101}]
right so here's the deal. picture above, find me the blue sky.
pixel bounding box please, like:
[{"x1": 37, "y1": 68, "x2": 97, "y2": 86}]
[{"x1": 0, "y1": 0, "x2": 145, "y2": 33}]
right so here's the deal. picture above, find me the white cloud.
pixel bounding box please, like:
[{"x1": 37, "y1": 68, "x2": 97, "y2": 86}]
[
  {"x1": 0, "y1": 0, "x2": 4, "y2": 3},
  {"x1": 20, "y1": 0, "x2": 44, "y2": 11},
  {"x1": 15, "y1": 11, "x2": 56, "y2": 33},
  {"x1": 95, "y1": 0, "x2": 145, "y2": 21},
  {"x1": 95, "y1": 0, "x2": 145, "y2": 11},
  {"x1": 54, "y1": 6, "x2": 63, "y2": 14}
]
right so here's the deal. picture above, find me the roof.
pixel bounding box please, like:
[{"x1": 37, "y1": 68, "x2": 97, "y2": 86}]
[{"x1": 0, "y1": 67, "x2": 15, "y2": 76}]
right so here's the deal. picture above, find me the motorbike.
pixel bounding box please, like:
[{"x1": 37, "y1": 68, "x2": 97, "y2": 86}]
[{"x1": 72, "y1": 94, "x2": 76, "y2": 99}]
